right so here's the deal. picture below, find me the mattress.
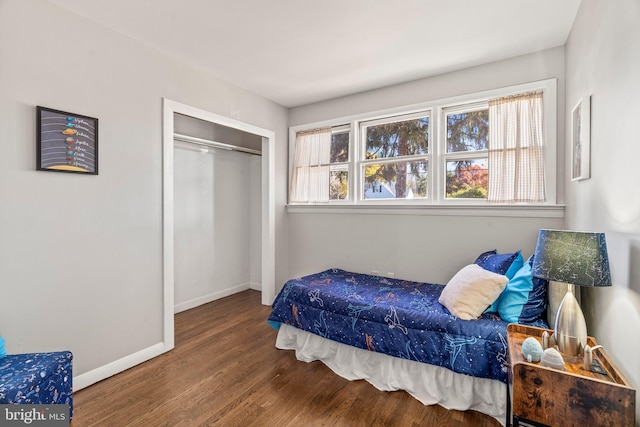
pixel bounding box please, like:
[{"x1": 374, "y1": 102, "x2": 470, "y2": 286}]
[{"x1": 268, "y1": 268, "x2": 511, "y2": 383}]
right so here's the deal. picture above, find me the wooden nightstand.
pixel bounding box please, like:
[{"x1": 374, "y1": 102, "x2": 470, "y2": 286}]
[{"x1": 506, "y1": 324, "x2": 635, "y2": 427}]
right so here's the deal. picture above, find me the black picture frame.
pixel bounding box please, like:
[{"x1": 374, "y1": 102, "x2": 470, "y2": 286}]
[{"x1": 37, "y1": 106, "x2": 98, "y2": 175}]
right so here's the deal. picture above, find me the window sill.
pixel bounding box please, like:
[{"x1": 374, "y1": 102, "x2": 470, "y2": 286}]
[{"x1": 286, "y1": 203, "x2": 565, "y2": 218}]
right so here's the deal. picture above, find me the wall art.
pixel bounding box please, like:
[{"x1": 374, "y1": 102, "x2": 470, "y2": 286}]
[{"x1": 37, "y1": 106, "x2": 98, "y2": 175}]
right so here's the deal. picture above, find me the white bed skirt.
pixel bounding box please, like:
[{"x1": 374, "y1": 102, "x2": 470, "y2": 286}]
[{"x1": 276, "y1": 324, "x2": 506, "y2": 426}]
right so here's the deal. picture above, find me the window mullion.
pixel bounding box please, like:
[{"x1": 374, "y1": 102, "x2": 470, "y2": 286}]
[
  {"x1": 352, "y1": 120, "x2": 359, "y2": 203},
  {"x1": 444, "y1": 151, "x2": 489, "y2": 161},
  {"x1": 359, "y1": 154, "x2": 429, "y2": 166},
  {"x1": 432, "y1": 106, "x2": 443, "y2": 203},
  {"x1": 329, "y1": 163, "x2": 349, "y2": 171}
]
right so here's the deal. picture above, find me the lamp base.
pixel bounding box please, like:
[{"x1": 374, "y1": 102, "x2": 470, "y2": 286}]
[{"x1": 554, "y1": 286, "x2": 587, "y2": 359}]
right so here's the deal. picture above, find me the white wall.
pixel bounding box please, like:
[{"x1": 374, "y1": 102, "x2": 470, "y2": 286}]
[
  {"x1": 250, "y1": 154, "x2": 262, "y2": 288},
  {"x1": 288, "y1": 213, "x2": 563, "y2": 285},
  {"x1": 0, "y1": 0, "x2": 288, "y2": 381},
  {"x1": 172, "y1": 113, "x2": 263, "y2": 310},
  {"x1": 564, "y1": 0, "x2": 640, "y2": 422},
  {"x1": 173, "y1": 145, "x2": 258, "y2": 313},
  {"x1": 287, "y1": 48, "x2": 566, "y2": 284}
]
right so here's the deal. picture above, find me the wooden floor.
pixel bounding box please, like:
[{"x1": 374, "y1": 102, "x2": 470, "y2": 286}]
[{"x1": 72, "y1": 290, "x2": 501, "y2": 426}]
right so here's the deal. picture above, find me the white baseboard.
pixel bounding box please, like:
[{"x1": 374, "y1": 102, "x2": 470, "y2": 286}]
[
  {"x1": 173, "y1": 283, "x2": 250, "y2": 314},
  {"x1": 249, "y1": 281, "x2": 261, "y2": 291},
  {"x1": 74, "y1": 283, "x2": 257, "y2": 392},
  {"x1": 73, "y1": 341, "x2": 170, "y2": 391}
]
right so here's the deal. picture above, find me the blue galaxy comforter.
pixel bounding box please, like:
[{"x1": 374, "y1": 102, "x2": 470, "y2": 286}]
[{"x1": 268, "y1": 268, "x2": 511, "y2": 383}]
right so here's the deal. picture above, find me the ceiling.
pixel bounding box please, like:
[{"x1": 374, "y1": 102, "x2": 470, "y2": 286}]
[{"x1": 47, "y1": 0, "x2": 582, "y2": 108}]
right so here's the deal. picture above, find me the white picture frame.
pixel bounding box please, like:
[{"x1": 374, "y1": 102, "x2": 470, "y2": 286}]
[{"x1": 571, "y1": 95, "x2": 591, "y2": 181}]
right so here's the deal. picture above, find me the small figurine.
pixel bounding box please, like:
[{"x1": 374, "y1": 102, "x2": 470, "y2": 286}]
[
  {"x1": 522, "y1": 337, "x2": 543, "y2": 362},
  {"x1": 583, "y1": 344, "x2": 603, "y2": 371},
  {"x1": 541, "y1": 347, "x2": 566, "y2": 370}
]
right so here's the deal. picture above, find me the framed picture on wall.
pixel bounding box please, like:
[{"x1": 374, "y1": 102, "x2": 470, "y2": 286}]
[
  {"x1": 37, "y1": 106, "x2": 98, "y2": 175},
  {"x1": 571, "y1": 95, "x2": 590, "y2": 181}
]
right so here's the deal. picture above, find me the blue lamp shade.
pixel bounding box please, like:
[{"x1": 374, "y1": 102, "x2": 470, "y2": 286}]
[{"x1": 531, "y1": 229, "x2": 612, "y2": 287}]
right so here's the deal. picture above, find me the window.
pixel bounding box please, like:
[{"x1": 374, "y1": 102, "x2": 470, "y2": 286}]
[
  {"x1": 289, "y1": 80, "x2": 556, "y2": 208},
  {"x1": 329, "y1": 127, "x2": 350, "y2": 200},
  {"x1": 444, "y1": 105, "x2": 489, "y2": 199},
  {"x1": 289, "y1": 126, "x2": 351, "y2": 203},
  {"x1": 360, "y1": 112, "x2": 429, "y2": 200}
]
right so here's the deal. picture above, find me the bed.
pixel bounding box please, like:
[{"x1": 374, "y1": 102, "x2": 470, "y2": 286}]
[{"x1": 267, "y1": 251, "x2": 549, "y2": 426}]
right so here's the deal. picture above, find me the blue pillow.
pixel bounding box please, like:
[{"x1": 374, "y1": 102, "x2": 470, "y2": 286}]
[
  {"x1": 496, "y1": 255, "x2": 548, "y2": 324},
  {"x1": 475, "y1": 249, "x2": 523, "y2": 279},
  {"x1": 477, "y1": 250, "x2": 524, "y2": 313}
]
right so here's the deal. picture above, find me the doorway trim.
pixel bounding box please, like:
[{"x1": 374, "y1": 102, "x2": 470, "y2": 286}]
[{"x1": 162, "y1": 98, "x2": 275, "y2": 350}]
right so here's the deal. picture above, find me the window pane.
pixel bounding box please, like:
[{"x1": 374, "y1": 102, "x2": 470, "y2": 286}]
[
  {"x1": 365, "y1": 117, "x2": 429, "y2": 160},
  {"x1": 329, "y1": 171, "x2": 348, "y2": 200},
  {"x1": 446, "y1": 159, "x2": 488, "y2": 199},
  {"x1": 446, "y1": 110, "x2": 489, "y2": 152},
  {"x1": 330, "y1": 132, "x2": 349, "y2": 163},
  {"x1": 363, "y1": 160, "x2": 428, "y2": 199}
]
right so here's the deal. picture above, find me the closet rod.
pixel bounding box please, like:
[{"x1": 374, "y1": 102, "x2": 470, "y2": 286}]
[{"x1": 173, "y1": 133, "x2": 262, "y2": 156}]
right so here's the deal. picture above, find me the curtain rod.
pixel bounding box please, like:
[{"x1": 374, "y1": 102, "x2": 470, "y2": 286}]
[{"x1": 173, "y1": 133, "x2": 262, "y2": 156}]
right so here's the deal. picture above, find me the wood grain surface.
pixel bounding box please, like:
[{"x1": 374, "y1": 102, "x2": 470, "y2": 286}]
[
  {"x1": 507, "y1": 324, "x2": 635, "y2": 427},
  {"x1": 72, "y1": 290, "x2": 501, "y2": 426}
]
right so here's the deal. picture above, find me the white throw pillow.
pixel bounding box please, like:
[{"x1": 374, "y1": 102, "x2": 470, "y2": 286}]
[{"x1": 438, "y1": 264, "x2": 508, "y2": 320}]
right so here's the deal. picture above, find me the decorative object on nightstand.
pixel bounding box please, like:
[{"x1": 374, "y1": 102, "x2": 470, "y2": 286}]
[
  {"x1": 521, "y1": 337, "x2": 543, "y2": 362},
  {"x1": 507, "y1": 324, "x2": 635, "y2": 427},
  {"x1": 539, "y1": 347, "x2": 565, "y2": 370},
  {"x1": 531, "y1": 229, "x2": 611, "y2": 358}
]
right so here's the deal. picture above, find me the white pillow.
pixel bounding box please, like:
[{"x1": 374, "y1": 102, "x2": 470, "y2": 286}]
[{"x1": 438, "y1": 264, "x2": 508, "y2": 320}]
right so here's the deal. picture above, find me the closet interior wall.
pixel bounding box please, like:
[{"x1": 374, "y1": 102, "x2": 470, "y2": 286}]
[{"x1": 173, "y1": 113, "x2": 262, "y2": 313}]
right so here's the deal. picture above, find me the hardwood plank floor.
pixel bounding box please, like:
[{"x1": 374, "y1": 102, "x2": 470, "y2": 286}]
[{"x1": 72, "y1": 290, "x2": 501, "y2": 426}]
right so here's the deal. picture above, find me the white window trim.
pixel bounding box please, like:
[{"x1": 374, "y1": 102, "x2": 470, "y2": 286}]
[
  {"x1": 286, "y1": 203, "x2": 565, "y2": 218},
  {"x1": 287, "y1": 78, "x2": 561, "y2": 217}
]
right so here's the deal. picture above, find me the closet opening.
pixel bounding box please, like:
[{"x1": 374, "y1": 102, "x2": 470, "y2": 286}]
[{"x1": 162, "y1": 99, "x2": 275, "y2": 351}]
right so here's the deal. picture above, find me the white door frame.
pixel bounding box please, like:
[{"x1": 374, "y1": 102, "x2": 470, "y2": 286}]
[{"x1": 162, "y1": 98, "x2": 275, "y2": 350}]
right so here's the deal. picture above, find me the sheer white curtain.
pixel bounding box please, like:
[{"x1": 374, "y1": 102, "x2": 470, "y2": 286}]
[
  {"x1": 289, "y1": 128, "x2": 332, "y2": 203},
  {"x1": 488, "y1": 91, "x2": 545, "y2": 203}
]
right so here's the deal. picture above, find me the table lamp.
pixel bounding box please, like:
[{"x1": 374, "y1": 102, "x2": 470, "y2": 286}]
[{"x1": 531, "y1": 229, "x2": 612, "y2": 359}]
